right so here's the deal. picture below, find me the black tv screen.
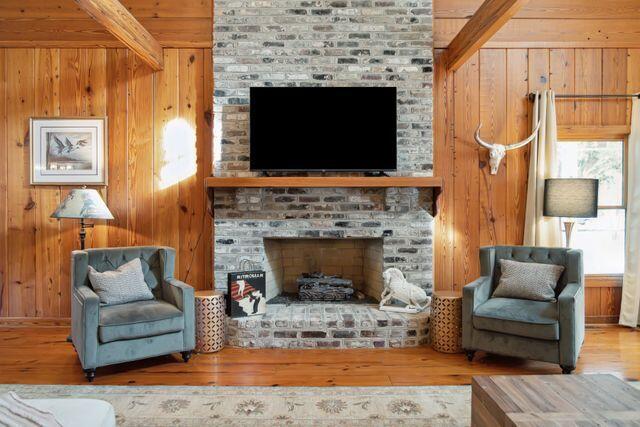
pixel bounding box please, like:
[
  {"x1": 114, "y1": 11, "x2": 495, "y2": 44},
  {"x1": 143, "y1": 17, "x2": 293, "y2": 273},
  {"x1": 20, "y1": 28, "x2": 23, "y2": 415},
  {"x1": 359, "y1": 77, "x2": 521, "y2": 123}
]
[{"x1": 250, "y1": 87, "x2": 397, "y2": 171}]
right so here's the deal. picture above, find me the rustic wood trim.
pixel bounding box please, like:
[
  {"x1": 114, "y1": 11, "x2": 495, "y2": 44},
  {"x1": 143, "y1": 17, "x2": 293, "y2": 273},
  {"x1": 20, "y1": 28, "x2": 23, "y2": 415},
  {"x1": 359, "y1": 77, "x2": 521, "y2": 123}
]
[
  {"x1": 434, "y1": 0, "x2": 640, "y2": 20},
  {"x1": 586, "y1": 315, "x2": 620, "y2": 325},
  {"x1": 205, "y1": 176, "x2": 444, "y2": 188},
  {"x1": 0, "y1": 18, "x2": 212, "y2": 49},
  {"x1": 73, "y1": 0, "x2": 164, "y2": 70},
  {"x1": 558, "y1": 125, "x2": 631, "y2": 140},
  {"x1": 435, "y1": 19, "x2": 640, "y2": 49},
  {"x1": 0, "y1": 317, "x2": 71, "y2": 327},
  {"x1": 443, "y1": 0, "x2": 530, "y2": 70},
  {"x1": 586, "y1": 275, "x2": 624, "y2": 288}
]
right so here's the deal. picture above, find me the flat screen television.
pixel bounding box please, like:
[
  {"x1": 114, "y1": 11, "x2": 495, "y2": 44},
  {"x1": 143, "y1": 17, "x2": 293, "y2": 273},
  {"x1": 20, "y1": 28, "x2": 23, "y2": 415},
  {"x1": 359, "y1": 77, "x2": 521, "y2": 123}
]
[{"x1": 250, "y1": 87, "x2": 397, "y2": 171}]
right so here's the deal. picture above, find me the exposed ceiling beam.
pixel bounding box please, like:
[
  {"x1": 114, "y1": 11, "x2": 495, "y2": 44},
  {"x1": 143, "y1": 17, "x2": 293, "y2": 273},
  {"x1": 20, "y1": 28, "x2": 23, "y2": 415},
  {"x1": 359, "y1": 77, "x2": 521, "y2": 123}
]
[
  {"x1": 444, "y1": 0, "x2": 530, "y2": 71},
  {"x1": 73, "y1": 0, "x2": 164, "y2": 70}
]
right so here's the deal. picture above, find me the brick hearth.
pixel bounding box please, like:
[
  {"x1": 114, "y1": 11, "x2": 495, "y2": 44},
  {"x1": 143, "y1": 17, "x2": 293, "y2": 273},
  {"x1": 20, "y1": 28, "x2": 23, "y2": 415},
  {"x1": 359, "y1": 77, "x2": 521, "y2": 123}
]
[{"x1": 226, "y1": 303, "x2": 430, "y2": 349}]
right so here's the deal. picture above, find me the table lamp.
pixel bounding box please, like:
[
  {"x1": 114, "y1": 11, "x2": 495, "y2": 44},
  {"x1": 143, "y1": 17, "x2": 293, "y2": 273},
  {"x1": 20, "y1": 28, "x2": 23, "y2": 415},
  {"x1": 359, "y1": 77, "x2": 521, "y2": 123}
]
[
  {"x1": 51, "y1": 187, "x2": 114, "y2": 249},
  {"x1": 543, "y1": 178, "x2": 599, "y2": 248}
]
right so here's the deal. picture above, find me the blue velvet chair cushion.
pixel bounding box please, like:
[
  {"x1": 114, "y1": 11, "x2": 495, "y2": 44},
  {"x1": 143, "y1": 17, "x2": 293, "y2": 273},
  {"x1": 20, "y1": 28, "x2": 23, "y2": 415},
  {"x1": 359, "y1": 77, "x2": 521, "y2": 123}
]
[
  {"x1": 98, "y1": 300, "x2": 184, "y2": 344},
  {"x1": 473, "y1": 297, "x2": 559, "y2": 341}
]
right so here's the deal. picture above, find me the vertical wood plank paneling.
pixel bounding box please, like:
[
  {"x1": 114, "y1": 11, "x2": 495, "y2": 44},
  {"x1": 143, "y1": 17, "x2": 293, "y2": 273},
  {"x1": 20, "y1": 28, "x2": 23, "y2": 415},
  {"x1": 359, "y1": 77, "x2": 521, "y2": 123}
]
[
  {"x1": 434, "y1": 49, "x2": 455, "y2": 290},
  {"x1": 34, "y1": 48, "x2": 61, "y2": 317},
  {"x1": 127, "y1": 55, "x2": 154, "y2": 246},
  {"x1": 528, "y1": 49, "x2": 550, "y2": 93},
  {"x1": 0, "y1": 49, "x2": 7, "y2": 315},
  {"x1": 602, "y1": 49, "x2": 628, "y2": 126},
  {"x1": 629, "y1": 50, "x2": 640, "y2": 94},
  {"x1": 106, "y1": 49, "x2": 129, "y2": 248},
  {"x1": 453, "y1": 52, "x2": 480, "y2": 290},
  {"x1": 505, "y1": 49, "x2": 529, "y2": 245},
  {"x1": 203, "y1": 49, "x2": 214, "y2": 290},
  {"x1": 178, "y1": 49, "x2": 206, "y2": 287},
  {"x1": 58, "y1": 48, "x2": 83, "y2": 317},
  {"x1": 6, "y1": 49, "x2": 36, "y2": 317},
  {"x1": 550, "y1": 49, "x2": 575, "y2": 125},
  {"x1": 83, "y1": 49, "x2": 108, "y2": 249},
  {"x1": 575, "y1": 49, "x2": 602, "y2": 125},
  {"x1": 627, "y1": 50, "x2": 640, "y2": 131},
  {"x1": 1, "y1": 47, "x2": 213, "y2": 318},
  {"x1": 153, "y1": 49, "x2": 180, "y2": 258},
  {"x1": 478, "y1": 49, "x2": 507, "y2": 247}
]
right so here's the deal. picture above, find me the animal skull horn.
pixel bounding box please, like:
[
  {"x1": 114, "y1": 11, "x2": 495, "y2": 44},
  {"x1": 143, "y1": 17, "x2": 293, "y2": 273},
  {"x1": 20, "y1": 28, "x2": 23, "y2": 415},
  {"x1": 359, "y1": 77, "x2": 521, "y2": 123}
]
[{"x1": 474, "y1": 120, "x2": 541, "y2": 175}]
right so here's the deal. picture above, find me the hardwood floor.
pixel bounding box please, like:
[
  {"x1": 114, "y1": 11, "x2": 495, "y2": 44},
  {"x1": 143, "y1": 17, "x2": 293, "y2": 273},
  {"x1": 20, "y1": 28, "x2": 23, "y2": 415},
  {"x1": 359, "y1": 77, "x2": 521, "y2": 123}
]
[{"x1": 0, "y1": 325, "x2": 637, "y2": 386}]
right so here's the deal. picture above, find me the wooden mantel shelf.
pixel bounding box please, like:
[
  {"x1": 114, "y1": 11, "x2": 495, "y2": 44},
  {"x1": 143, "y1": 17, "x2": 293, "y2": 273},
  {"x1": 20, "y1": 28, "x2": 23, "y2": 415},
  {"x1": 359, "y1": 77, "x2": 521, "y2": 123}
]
[
  {"x1": 205, "y1": 176, "x2": 443, "y2": 215},
  {"x1": 205, "y1": 176, "x2": 443, "y2": 188}
]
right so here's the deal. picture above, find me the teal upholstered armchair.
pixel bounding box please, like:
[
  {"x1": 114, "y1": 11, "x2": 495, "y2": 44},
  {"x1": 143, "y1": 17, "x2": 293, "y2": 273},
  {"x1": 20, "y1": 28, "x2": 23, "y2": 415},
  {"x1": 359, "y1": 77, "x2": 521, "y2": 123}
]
[
  {"x1": 71, "y1": 246, "x2": 195, "y2": 381},
  {"x1": 462, "y1": 246, "x2": 584, "y2": 374}
]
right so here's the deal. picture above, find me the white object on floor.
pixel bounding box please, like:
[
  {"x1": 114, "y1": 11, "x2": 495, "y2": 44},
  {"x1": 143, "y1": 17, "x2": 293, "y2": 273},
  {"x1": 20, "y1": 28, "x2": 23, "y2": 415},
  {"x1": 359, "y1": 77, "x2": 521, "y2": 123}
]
[
  {"x1": 0, "y1": 391, "x2": 61, "y2": 427},
  {"x1": 28, "y1": 399, "x2": 115, "y2": 427},
  {"x1": 379, "y1": 267, "x2": 430, "y2": 314}
]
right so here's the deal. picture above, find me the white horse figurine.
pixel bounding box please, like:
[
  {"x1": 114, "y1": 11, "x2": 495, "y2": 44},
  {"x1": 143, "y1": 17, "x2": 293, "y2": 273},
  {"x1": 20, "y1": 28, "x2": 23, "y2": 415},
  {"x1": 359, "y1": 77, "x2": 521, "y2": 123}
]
[{"x1": 379, "y1": 268, "x2": 430, "y2": 314}]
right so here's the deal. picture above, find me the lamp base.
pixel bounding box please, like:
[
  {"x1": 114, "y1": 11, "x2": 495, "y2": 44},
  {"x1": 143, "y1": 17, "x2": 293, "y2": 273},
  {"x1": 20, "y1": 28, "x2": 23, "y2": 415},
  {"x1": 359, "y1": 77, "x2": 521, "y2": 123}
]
[
  {"x1": 563, "y1": 221, "x2": 575, "y2": 248},
  {"x1": 79, "y1": 218, "x2": 94, "y2": 250}
]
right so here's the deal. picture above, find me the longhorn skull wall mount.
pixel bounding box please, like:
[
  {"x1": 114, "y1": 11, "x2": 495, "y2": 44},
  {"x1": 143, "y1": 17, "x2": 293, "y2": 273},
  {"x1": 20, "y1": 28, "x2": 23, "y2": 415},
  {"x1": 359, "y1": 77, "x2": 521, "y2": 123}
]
[{"x1": 474, "y1": 120, "x2": 541, "y2": 175}]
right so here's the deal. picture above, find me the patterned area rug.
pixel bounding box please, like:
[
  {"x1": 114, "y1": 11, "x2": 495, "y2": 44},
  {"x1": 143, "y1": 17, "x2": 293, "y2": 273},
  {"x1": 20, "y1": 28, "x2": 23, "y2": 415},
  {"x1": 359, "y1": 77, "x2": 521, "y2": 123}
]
[{"x1": 0, "y1": 384, "x2": 470, "y2": 426}]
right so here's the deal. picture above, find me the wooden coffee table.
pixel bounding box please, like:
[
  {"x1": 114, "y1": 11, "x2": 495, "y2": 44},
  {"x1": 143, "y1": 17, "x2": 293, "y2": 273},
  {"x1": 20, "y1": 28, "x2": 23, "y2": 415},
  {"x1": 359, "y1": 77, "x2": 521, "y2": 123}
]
[{"x1": 472, "y1": 374, "x2": 640, "y2": 426}]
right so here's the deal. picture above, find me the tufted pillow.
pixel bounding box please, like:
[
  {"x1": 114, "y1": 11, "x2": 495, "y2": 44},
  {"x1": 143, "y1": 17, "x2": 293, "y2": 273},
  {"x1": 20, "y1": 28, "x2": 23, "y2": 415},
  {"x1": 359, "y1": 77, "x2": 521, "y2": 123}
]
[
  {"x1": 88, "y1": 258, "x2": 154, "y2": 305},
  {"x1": 492, "y1": 259, "x2": 565, "y2": 302}
]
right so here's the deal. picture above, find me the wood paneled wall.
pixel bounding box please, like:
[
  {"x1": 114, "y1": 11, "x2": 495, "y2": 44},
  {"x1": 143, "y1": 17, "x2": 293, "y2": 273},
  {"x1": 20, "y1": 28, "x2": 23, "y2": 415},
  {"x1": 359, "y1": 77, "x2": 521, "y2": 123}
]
[
  {"x1": 0, "y1": 48, "x2": 213, "y2": 319},
  {"x1": 434, "y1": 47, "x2": 640, "y2": 323},
  {"x1": 434, "y1": 0, "x2": 640, "y2": 48},
  {"x1": 0, "y1": 0, "x2": 212, "y2": 48}
]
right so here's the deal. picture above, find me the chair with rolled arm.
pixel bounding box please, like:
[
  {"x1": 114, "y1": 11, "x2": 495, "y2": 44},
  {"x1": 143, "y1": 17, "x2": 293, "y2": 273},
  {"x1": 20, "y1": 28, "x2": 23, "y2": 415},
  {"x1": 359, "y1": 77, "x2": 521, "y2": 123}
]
[
  {"x1": 71, "y1": 246, "x2": 195, "y2": 381},
  {"x1": 462, "y1": 246, "x2": 584, "y2": 374}
]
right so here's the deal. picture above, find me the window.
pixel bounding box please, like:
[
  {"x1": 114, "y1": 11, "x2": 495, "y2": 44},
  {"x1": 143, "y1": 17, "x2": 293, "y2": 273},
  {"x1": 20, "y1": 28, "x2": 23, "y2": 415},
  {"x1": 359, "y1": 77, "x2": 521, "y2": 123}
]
[{"x1": 557, "y1": 140, "x2": 625, "y2": 275}]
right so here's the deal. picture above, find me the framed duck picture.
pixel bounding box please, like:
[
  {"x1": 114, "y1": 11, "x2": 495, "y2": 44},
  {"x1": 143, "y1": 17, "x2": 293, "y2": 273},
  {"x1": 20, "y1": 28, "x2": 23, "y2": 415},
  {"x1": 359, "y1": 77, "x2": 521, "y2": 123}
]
[{"x1": 30, "y1": 117, "x2": 108, "y2": 185}]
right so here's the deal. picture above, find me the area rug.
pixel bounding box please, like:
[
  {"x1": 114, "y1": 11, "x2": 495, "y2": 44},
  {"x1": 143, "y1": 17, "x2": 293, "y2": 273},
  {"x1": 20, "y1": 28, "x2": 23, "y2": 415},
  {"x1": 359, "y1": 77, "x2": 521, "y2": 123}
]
[{"x1": 0, "y1": 384, "x2": 470, "y2": 426}]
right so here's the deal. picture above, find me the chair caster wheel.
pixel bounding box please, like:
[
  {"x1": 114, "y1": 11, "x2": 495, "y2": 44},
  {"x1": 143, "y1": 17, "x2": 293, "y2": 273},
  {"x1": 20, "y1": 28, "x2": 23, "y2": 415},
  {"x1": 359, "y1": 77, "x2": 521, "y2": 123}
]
[
  {"x1": 84, "y1": 369, "x2": 96, "y2": 382},
  {"x1": 561, "y1": 365, "x2": 575, "y2": 374}
]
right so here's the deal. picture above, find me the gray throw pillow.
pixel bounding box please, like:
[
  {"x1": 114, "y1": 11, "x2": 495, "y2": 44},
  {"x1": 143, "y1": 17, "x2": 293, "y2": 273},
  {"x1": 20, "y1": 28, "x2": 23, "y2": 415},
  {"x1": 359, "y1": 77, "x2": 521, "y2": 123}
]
[
  {"x1": 492, "y1": 259, "x2": 565, "y2": 302},
  {"x1": 88, "y1": 258, "x2": 154, "y2": 305}
]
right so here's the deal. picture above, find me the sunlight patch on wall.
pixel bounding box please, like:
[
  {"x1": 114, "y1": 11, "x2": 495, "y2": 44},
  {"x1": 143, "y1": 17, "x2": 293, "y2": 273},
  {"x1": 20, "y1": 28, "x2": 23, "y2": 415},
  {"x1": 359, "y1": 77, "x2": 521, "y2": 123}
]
[{"x1": 159, "y1": 118, "x2": 197, "y2": 189}]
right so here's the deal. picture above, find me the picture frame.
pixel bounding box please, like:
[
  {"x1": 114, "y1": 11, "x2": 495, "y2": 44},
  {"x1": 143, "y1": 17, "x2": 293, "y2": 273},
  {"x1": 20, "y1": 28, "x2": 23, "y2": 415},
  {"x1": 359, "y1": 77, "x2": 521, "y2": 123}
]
[{"x1": 30, "y1": 117, "x2": 108, "y2": 185}]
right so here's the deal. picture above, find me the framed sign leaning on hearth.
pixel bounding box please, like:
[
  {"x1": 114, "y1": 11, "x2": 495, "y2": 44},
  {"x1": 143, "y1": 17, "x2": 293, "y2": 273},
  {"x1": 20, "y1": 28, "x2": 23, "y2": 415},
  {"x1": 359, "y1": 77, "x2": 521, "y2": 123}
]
[
  {"x1": 30, "y1": 117, "x2": 107, "y2": 185},
  {"x1": 227, "y1": 270, "x2": 266, "y2": 318}
]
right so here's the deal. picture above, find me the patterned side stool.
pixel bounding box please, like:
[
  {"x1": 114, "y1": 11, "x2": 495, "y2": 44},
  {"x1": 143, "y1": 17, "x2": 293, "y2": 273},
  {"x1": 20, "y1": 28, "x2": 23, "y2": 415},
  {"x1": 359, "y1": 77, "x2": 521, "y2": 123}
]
[
  {"x1": 195, "y1": 290, "x2": 226, "y2": 353},
  {"x1": 431, "y1": 291, "x2": 463, "y2": 353}
]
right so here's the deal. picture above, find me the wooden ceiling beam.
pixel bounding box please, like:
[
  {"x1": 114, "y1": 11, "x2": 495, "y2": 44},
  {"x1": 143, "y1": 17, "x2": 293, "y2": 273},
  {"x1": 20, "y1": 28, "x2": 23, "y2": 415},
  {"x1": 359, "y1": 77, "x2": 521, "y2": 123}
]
[
  {"x1": 73, "y1": 0, "x2": 164, "y2": 70},
  {"x1": 444, "y1": 0, "x2": 530, "y2": 71}
]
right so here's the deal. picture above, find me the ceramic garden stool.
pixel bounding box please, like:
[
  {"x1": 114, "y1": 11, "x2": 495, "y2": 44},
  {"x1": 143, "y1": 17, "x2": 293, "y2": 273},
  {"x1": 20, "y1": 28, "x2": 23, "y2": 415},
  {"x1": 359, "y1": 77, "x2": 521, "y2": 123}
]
[
  {"x1": 195, "y1": 290, "x2": 226, "y2": 353},
  {"x1": 431, "y1": 291, "x2": 463, "y2": 353}
]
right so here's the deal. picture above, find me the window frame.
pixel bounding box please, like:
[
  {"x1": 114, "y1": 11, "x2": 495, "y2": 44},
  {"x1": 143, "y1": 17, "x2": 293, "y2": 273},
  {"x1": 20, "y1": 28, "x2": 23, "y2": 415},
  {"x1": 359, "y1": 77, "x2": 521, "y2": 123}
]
[{"x1": 556, "y1": 125, "x2": 629, "y2": 280}]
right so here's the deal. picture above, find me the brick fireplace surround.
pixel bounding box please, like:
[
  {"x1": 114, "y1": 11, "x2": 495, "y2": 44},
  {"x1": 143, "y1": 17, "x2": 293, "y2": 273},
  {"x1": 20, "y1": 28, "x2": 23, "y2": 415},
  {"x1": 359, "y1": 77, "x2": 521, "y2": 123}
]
[{"x1": 213, "y1": 0, "x2": 434, "y2": 348}]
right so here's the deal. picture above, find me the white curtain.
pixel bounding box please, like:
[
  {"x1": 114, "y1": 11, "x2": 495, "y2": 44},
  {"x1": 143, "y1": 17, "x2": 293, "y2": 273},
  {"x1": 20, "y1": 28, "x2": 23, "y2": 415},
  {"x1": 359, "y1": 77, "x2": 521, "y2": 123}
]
[
  {"x1": 620, "y1": 95, "x2": 640, "y2": 328},
  {"x1": 523, "y1": 90, "x2": 563, "y2": 247}
]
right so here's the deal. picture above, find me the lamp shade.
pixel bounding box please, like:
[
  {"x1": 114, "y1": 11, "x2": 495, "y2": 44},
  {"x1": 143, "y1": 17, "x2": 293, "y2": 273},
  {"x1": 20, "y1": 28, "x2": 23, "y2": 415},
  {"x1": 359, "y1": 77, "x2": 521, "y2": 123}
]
[
  {"x1": 51, "y1": 188, "x2": 114, "y2": 220},
  {"x1": 543, "y1": 178, "x2": 599, "y2": 218}
]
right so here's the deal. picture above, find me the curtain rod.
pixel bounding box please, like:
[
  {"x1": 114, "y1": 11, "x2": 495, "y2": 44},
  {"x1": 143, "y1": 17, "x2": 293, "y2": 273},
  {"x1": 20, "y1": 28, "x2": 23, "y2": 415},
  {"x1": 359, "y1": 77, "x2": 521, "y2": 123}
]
[{"x1": 528, "y1": 93, "x2": 640, "y2": 101}]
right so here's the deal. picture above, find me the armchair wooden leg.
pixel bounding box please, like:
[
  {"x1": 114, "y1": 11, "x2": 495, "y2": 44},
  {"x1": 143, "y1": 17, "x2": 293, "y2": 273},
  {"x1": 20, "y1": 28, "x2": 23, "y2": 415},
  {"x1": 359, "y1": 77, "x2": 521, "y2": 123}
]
[
  {"x1": 84, "y1": 369, "x2": 96, "y2": 382},
  {"x1": 560, "y1": 365, "x2": 575, "y2": 375},
  {"x1": 181, "y1": 351, "x2": 192, "y2": 363},
  {"x1": 465, "y1": 350, "x2": 476, "y2": 362}
]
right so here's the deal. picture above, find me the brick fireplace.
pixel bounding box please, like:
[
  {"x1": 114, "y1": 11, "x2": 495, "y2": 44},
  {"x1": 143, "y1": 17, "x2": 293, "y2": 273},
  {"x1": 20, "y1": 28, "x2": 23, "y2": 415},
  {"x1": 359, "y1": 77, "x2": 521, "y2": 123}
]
[
  {"x1": 263, "y1": 237, "x2": 384, "y2": 300},
  {"x1": 213, "y1": 0, "x2": 434, "y2": 348}
]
